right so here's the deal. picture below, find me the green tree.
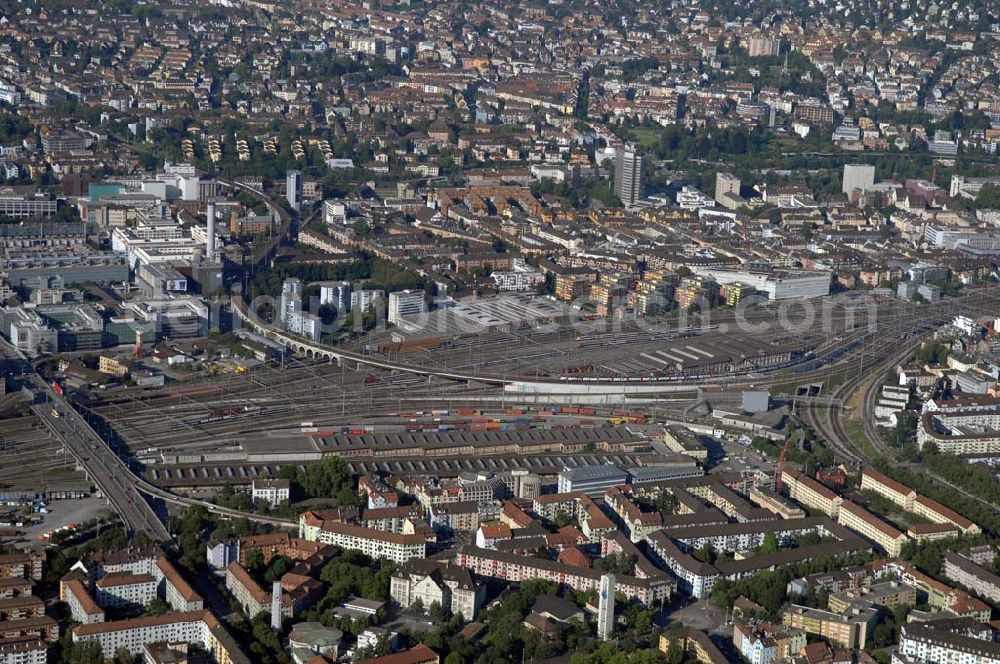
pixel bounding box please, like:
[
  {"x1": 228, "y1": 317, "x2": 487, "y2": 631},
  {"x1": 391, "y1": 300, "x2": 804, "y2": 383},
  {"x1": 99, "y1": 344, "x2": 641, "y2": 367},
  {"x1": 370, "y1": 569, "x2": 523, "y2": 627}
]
[
  {"x1": 760, "y1": 531, "x2": 779, "y2": 554},
  {"x1": 115, "y1": 646, "x2": 138, "y2": 664},
  {"x1": 284, "y1": 456, "x2": 357, "y2": 504},
  {"x1": 974, "y1": 183, "x2": 1000, "y2": 209},
  {"x1": 244, "y1": 549, "x2": 265, "y2": 574},
  {"x1": 264, "y1": 556, "x2": 293, "y2": 583},
  {"x1": 553, "y1": 509, "x2": 574, "y2": 528},
  {"x1": 429, "y1": 599, "x2": 448, "y2": 620},
  {"x1": 69, "y1": 640, "x2": 103, "y2": 664},
  {"x1": 147, "y1": 597, "x2": 170, "y2": 615},
  {"x1": 602, "y1": 552, "x2": 636, "y2": 575},
  {"x1": 665, "y1": 639, "x2": 685, "y2": 664},
  {"x1": 655, "y1": 492, "x2": 678, "y2": 517},
  {"x1": 693, "y1": 542, "x2": 716, "y2": 564}
]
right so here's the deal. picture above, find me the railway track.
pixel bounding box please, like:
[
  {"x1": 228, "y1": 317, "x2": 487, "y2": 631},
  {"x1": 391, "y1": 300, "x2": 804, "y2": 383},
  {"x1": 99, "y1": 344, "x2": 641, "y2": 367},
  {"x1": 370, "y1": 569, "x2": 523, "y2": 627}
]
[
  {"x1": 43, "y1": 283, "x2": 1000, "y2": 544},
  {"x1": 234, "y1": 285, "x2": 1000, "y2": 389}
]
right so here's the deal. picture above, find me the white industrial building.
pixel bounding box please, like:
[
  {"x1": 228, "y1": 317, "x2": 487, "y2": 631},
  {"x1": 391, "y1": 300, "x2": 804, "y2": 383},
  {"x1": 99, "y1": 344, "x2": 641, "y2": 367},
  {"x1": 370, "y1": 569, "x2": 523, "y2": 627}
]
[
  {"x1": 842, "y1": 164, "x2": 875, "y2": 196},
  {"x1": 388, "y1": 290, "x2": 427, "y2": 325},
  {"x1": 692, "y1": 268, "x2": 831, "y2": 300},
  {"x1": 491, "y1": 260, "x2": 546, "y2": 291}
]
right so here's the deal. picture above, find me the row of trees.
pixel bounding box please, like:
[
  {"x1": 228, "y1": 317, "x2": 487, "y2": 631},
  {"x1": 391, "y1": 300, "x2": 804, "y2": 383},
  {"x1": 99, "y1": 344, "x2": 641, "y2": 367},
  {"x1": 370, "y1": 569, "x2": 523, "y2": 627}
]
[
  {"x1": 974, "y1": 183, "x2": 1000, "y2": 210},
  {"x1": 275, "y1": 456, "x2": 360, "y2": 507},
  {"x1": 871, "y1": 453, "x2": 1000, "y2": 536},
  {"x1": 530, "y1": 171, "x2": 622, "y2": 209},
  {"x1": 711, "y1": 550, "x2": 873, "y2": 619},
  {"x1": 751, "y1": 429, "x2": 836, "y2": 476},
  {"x1": 249, "y1": 256, "x2": 426, "y2": 300}
]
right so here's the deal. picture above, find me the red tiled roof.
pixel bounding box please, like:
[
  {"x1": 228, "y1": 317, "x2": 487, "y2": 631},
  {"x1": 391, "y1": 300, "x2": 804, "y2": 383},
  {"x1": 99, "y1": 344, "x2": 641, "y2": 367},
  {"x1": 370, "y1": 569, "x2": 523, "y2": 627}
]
[{"x1": 357, "y1": 644, "x2": 439, "y2": 664}]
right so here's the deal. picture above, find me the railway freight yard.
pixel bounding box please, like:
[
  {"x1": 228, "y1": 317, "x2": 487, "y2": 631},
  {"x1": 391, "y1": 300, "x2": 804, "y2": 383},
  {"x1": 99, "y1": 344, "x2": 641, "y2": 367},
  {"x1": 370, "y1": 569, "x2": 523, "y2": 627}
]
[
  {"x1": 86, "y1": 356, "x2": 698, "y2": 493},
  {"x1": 69, "y1": 289, "x2": 999, "y2": 501},
  {"x1": 334, "y1": 292, "x2": 938, "y2": 382},
  {"x1": 4, "y1": 284, "x2": 1000, "y2": 549}
]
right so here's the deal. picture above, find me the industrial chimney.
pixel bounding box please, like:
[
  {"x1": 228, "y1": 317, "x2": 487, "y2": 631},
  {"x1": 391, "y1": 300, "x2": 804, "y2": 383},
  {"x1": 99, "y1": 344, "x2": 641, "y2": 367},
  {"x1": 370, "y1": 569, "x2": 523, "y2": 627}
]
[{"x1": 206, "y1": 203, "x2": 216, "y2": 262}]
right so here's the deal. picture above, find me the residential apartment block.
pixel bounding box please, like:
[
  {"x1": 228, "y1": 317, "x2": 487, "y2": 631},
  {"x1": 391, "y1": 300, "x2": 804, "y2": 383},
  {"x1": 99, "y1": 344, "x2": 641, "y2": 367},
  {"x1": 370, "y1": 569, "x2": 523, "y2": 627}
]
[
  {"x1": 896, "y1": 618, "x2": 1000, "y2": 664},
  {"x1": 390, "y1": 560, "x2": 484, "y2": 620},
  {"x1": 456, "y1": 545, "x2": 674, "y2": 606},
  {"x1": 861, "y1": 468, "x2": 980, "y2": 535},
  {"x1": 836, "y1": 500, "x2": 908, "y2": 558},
  {"x1": 306, "y1": 521, "x2": 427, "y2": 564},
  {"x1": 732, "y1": 621, "x2": 806, "y2": 664},
  {"x1": 61, "y1": 578, "x2": 105, "y2": 625},
  {"x1": 780, "y1": 469, "x2": 842, "y2": 518},
  {"x1": 71, "y1": 611, "x2": 251, "y2": 663},
  {"x1": 95, "y1": 573, "x2": 157, "y2": 611},
  {"x1": 782, "y1": 602, "x2": 880, "y2": 650},
  {"x1": 942, "y1": 551, "x2": 1000, "y2": 606}
]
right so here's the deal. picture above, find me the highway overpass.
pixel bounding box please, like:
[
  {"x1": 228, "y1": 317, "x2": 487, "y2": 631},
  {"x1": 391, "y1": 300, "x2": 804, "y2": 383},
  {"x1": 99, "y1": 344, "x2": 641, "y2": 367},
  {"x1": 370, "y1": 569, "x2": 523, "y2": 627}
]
[{"x1": 30, "y1": 375, "x2": 170, "y2": 542}]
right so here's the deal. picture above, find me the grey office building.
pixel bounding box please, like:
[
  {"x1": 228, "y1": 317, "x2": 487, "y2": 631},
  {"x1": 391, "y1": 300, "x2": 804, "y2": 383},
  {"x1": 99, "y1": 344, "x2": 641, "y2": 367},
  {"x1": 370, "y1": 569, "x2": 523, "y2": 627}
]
[
  {"x1": 614, "y1": 144, "x2": 645, "y2": 207},
  {"x1": 557, "y1": 464, "x2": 629, "y2": 496},
  {"x1": 286, "y1": 170, "x2": 303, "y2": 212}
]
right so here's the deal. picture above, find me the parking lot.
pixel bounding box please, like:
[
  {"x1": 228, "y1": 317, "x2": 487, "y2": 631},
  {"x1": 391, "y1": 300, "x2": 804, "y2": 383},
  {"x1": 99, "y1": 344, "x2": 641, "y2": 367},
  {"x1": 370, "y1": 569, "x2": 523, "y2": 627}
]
[
  {"x1": 710, "y1": 437, "x2": 775, "y2": 475},
  {"x1": 662, "y1": 598, "x2": 729, "y2": 634},
  {"x1": 17, "y1": 496, "x2": 110, "y2": 547}
]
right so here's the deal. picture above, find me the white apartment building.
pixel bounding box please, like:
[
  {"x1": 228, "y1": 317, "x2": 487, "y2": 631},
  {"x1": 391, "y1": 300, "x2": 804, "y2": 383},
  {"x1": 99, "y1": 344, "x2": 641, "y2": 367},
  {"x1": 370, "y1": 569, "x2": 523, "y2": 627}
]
[
  {"x1": 0, "y1": 639, "x2": 46, "y2": 664},
  {"x1": 896, "y1": 621, "x2": 1000, "y2": 664},
  {"x1": 322, "y1": 200, "x2": 347, "y2": 225},
  {"x1": 95, "y1": 573, "x2": 157, "y2": 610},
  {"x1": 318, "y1": 281, "x2": 352, "y2": 312},
  {"x1": 918, "y1": 408, "x2": 1000, "y2": 454},
  {"x1": 676, "y1": 186, "x2": 715, "y2": 210},
  {"x1": 75, "y1": 552, "x2": 203, "y2": 614},
  {"x1": 351, "y1": 289, "x2": 385, "y2": 312},
  {"x1": 251, "y1": 479, "x2": 290, "y2": 506},
  {"x1": 280, "y1": 278, "x2": 322, "y2": 341},
  {"x1": 156, "y1": 558, "x2": 204, "y2": 612},
  {"x1": 491, "y1": 262, "x2": 546, "y2": 291},
  {"x1": 646, "y1": 532, "x2": 718, "y2": 599},
  {"x1": 72, "y1": 611, "x2": 249, "y2": 664},
  {"x1": 62, "y1": 579, "x2": 105, "y2": 625},
  {"x1": 389, "y1": 561, "x2": 484, "y2": 620},
  {"x1": 310, "y1": 522, "x2": 426, "y2": 564}
]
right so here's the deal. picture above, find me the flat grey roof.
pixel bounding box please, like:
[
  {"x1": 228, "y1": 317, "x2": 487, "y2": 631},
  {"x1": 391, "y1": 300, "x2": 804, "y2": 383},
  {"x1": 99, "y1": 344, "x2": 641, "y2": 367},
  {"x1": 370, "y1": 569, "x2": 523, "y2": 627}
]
[{"x1": 558, "y1": 464, "x2": 627, "y2": 482}]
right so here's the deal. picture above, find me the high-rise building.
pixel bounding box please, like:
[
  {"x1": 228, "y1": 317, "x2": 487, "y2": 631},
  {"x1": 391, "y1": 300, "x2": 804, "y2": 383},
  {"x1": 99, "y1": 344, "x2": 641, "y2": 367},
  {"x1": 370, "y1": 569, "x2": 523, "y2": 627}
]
[
  {"x1": 279, "y1": 278, "x2": 322, "y2": 341},
  {"x1": 279, "y1": 278, "x2": 303, "y2": 327},
  {"x1": 388, "y1": 290, "x2": 427, "y2": 325},
  {"x1": 614, "y1": 144, "x2": 645, "y2": 207},
  {"x1": 715, "y1": 173, "x2": 741, "y2": 204},
  {"x1": 747, "y1": 37, "x2": 781, "y2": 57},
  {"x1": 206, "y1": 203, "x2": 216, "y2": 261},
  {"x1": 351, "y1": 289, "x2": 385, "y2": 313},
  {"x1": 842, "y1": 164, "x2": 875, "y2": 197},
  {"x1": 286, "y1": 170, "x2": 303, "y2": 212},
  {"x1": 598, "y1": 574, "x2": 615, "y2": 641},
  {"x1": 319, "y1": 281, "x2": 352, "y2": 313}
]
